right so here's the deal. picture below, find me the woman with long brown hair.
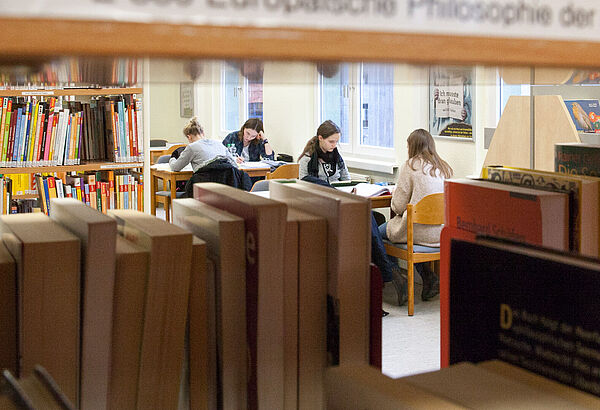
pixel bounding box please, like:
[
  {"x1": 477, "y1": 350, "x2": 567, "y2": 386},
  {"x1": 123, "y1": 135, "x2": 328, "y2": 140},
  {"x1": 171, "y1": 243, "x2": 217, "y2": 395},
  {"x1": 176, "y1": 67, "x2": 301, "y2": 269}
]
[
  {"x1": 221, "y1": 118, "x2": 274, "y2": 163},
  {"x1": 379, "y1": 128, "x2": 453, "y2": 303},
  {"x1": 298, "y1": 120, "x2": 350, "y2": 184}
]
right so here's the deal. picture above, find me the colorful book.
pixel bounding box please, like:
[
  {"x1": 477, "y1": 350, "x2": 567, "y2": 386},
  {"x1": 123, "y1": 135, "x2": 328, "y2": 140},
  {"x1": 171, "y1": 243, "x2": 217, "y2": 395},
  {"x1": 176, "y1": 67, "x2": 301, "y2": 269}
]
[
  {"x1": 483, "y1": 166, "x2": 600, "y2": 257},
  {"x1": 555, "y1": 142, "x2": 600, "y2": 177},
  {"x1": 445, "y1": 178, "x2": 569, "y2": 251},
  {"x1": 564, "y1": 99, "x2": 600, "y2": 132}
]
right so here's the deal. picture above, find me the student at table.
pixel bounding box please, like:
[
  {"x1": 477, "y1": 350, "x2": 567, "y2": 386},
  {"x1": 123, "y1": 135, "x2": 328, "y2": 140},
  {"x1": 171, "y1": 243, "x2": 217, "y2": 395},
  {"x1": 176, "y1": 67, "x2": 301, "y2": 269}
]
[
  {"x1": 222, "y1": 118, "x2": 274, "y2": 163},
  {"x1": 298, "y1": 120, "x2": 401, "y2": 315},
  {"x1": 378, "y1": 128, "x2": 453, "y2": 303},
  {"x1": 298, "y1": 120, "x2": 351, "y2": 184},
  {"x1": 169, "y1": 116, "x2": 237, "y2": 172}
]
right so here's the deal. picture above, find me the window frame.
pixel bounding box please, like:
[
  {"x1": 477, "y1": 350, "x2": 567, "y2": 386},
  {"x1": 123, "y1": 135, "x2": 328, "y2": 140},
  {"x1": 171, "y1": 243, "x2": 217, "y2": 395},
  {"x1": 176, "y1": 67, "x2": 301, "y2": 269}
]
[{"x1": 318, "y1": 62, "x2": 396, "y2": 162}]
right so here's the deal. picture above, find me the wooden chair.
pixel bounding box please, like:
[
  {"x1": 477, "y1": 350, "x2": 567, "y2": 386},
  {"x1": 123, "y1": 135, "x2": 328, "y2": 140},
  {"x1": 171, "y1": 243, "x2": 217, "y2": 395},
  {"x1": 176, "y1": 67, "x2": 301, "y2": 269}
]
[
  {"x1": 265, "y1": 163, "x2": 299, "y2": 180},
  {"x1": 154, "y1": 145, "x2": 186, "y2": 221},
  {"x1": 384, "y1": 192, "x2": 444, "y2": 316}
]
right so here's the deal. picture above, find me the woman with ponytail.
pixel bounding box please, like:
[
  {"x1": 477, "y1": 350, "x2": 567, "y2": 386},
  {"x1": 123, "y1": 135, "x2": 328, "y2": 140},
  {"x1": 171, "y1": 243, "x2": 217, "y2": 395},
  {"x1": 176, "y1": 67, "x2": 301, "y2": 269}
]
[
  {"x1": 169, "y1": 116, "x2": 237, "y2": 172},
  {"x1": 298, "y1": 120, "x2": 350, "y2": 184}
]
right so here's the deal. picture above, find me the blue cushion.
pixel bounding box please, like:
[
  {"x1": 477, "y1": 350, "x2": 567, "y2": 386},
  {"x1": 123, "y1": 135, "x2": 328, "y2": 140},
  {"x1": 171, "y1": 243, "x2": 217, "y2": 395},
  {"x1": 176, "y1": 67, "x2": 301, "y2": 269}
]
[
  {"x1": 384, "y1": 239, "x2": 439, "y2": 253},
  {"x1": 156, "y1": 191, "x2": 186, "y2": 198}
]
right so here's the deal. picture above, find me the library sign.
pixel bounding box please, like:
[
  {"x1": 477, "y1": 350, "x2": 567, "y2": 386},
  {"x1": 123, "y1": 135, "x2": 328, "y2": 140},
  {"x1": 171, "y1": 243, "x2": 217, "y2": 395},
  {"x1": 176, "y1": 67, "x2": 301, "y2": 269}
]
[{"x1": 2, "y1": 0, "x2": 600, "y2": 42}]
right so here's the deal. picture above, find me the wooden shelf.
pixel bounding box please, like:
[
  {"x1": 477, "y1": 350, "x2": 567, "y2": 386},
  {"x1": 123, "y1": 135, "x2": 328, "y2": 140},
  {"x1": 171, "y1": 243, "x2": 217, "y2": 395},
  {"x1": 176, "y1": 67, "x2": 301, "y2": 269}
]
[
  {"x1": 13, "y1": 194, "x2": 37, "y2": 199},
  {"x1": 0, "y1": 162, "x2": 143, "y2": 175},
  {"x1": 0, "y1": 87, "x2": 142, "y2": 97}
]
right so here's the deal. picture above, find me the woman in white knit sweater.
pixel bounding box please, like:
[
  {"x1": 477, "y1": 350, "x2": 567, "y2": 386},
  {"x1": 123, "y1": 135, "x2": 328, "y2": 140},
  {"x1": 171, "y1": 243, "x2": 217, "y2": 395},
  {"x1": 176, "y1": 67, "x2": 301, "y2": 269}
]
[{"x1": 379, "y1": 128, "x2": 453, "y2": 301}]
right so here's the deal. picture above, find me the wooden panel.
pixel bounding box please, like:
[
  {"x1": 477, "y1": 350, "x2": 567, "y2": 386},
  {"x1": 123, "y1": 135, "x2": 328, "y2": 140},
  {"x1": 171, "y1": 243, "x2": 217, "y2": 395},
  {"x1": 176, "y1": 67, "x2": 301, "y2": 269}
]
[
  {"x1": 534, "y1": 95, "x2": 580, "y2": 171},
  {"x1": 483, "y1": 96, "x2": 531, "y2": 171},
  {"x1": 3, "y1": 18, "x2": 600, "y2": 67},
  {"x1": 483, "y1": 96, "x2": 580, "y2": 172}
]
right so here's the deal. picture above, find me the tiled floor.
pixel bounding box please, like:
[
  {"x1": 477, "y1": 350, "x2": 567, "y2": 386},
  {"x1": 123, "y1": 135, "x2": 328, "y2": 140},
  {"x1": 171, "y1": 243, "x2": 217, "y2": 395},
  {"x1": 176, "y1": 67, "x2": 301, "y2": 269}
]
[{"x1": 381, "y1": 281, "x2": 440, "y2": 378}]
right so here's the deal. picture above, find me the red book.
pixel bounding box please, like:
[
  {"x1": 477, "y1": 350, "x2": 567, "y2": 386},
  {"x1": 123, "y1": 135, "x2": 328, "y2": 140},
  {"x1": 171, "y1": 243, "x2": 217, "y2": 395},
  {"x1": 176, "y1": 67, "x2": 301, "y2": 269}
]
[{"x1": 445, "y1": 179, "x2": 570, "y2": 251}]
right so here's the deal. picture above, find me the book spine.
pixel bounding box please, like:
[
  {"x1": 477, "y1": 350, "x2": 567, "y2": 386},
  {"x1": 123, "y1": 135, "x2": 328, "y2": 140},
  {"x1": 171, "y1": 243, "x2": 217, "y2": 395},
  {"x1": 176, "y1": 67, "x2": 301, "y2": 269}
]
[
  {"x1": 0, "y1": 98, "x2": 8, "y2": 165},
  {"x1": 1, "y1": 99, "x2": 13, "y2": 167},
  {"x1": 134, "y1": 95, "x2": 143, "y2": 162}
]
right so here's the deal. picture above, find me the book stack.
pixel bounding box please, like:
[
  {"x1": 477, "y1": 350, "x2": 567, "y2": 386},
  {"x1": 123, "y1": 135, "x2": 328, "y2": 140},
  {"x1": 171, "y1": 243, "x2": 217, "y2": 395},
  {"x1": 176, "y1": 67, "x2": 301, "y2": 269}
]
[{"x1": 0, "y1": 94, "x2": 143, "y2": 167}]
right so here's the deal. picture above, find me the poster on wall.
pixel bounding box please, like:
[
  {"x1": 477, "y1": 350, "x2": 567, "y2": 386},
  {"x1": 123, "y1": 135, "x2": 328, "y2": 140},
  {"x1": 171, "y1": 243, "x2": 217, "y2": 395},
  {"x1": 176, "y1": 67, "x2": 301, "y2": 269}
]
[{"x1": 429, "y1": 66, "x2": 474, "y2": 140}]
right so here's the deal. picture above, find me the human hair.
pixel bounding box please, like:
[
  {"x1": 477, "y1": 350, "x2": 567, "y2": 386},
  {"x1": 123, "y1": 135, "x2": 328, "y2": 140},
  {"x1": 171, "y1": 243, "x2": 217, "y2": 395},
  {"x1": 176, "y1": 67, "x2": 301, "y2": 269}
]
[
  {"x1": 407, "y1": 128, "x2": 453, "y2": 178},
  {"x1": 182, "y1": 116, "x2": 204, "y2": 137},
  {"x1": 238, "y1": 118, "x2": 264, "y2": 145},
  {"x1": 298, "y1": 120, "x2": 341, "y2": 160}
]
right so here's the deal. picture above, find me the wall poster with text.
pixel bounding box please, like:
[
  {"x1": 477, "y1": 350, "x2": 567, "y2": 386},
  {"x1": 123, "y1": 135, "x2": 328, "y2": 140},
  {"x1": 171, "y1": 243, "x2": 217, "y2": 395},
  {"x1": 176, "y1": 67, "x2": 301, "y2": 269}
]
[{"x1": 429, "y1": 66, "x2": 474, "y2": 140}]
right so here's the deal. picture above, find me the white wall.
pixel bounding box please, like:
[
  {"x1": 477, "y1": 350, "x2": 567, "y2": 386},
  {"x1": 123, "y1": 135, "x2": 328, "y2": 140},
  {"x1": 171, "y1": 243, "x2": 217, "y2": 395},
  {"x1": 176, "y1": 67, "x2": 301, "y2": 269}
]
[
  {"x1": 263, "y1": 61, "x2": 316, "y2": 161},
  {"x1": 147, "y1": 59, "x2": 192, "y2": 145}
]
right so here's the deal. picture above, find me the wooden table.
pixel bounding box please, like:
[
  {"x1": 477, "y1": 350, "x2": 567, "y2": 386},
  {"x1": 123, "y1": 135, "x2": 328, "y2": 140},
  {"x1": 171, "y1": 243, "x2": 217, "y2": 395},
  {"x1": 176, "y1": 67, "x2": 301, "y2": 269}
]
[
  {"x1": 370, "y1": 194, "x2": 391, "y2": 209},
  {"x1": 150, "y1": 164, "x2": 271, "y2": 215}
]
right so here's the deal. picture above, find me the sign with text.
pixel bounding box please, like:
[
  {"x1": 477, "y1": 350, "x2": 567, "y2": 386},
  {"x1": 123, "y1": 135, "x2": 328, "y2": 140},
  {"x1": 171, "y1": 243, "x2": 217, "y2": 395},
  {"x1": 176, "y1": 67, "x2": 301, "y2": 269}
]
[
  {"x1": 430, "y1": 66, "x2": 473, "y2": 139},
  {"x1": 2, "y1": 0, "x2": 600, "y2": 43}
]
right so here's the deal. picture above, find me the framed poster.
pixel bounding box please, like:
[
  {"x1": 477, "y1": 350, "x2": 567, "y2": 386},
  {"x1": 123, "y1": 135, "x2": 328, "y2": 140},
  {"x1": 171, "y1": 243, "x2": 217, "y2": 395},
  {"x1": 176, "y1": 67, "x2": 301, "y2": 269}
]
[
  {"x1": 180, "y1": 82, "x2": 194, "y2": 118},
  {"x1": 429, "y1": 66, "x2": 474, "y2": 140}
]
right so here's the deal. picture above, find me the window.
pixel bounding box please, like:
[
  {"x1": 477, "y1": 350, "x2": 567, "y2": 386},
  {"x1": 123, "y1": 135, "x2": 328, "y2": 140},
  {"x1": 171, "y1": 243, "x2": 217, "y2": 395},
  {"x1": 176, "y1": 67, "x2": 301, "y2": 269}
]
[
  {"x1": 319, "y1": 63, "x2": 394, "y2": 159},
  {"x1": 221, "y1": 62, "x2": 264, "y2": 133},
  {"x1": 498, "y1": 72, "x2": 529, "y2": 122}
]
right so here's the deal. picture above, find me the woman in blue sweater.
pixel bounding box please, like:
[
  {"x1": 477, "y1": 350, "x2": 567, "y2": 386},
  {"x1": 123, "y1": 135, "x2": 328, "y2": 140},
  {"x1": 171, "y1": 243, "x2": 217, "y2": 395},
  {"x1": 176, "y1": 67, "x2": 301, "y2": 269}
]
[{"x1": 221, "y1": 118, "x2": 274, "y2": 162}]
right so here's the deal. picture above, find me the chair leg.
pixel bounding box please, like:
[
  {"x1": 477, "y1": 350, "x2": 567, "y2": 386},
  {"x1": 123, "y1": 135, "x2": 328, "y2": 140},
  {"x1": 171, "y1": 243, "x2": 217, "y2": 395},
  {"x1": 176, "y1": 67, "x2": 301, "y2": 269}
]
[
  {"x1": 407, "y1": 260, "x2": 414, "y2": 316},
  {"x1": 165, "y1": 198, "x2": 170, "y2": 222}
]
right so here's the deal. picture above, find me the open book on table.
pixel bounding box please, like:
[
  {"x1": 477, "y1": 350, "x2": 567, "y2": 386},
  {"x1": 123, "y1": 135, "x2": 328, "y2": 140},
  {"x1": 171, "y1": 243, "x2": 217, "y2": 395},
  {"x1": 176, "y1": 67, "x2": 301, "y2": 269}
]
[{"x1": 336, "y1": 183, "x2": 392, "y2": 197}]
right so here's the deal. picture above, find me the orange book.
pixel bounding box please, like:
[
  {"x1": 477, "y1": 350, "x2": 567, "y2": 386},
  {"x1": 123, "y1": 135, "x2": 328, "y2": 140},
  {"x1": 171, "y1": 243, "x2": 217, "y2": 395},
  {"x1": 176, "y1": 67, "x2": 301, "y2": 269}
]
[
  {"x1": 47, "y1": 176, "x2": 57, "y2": 201},
  {"x1": 101, "y1": 182, "x2": 108, "y2": 214},
  {"x1": 445, "y1": 179, "x2": 569, "y2": 251}
]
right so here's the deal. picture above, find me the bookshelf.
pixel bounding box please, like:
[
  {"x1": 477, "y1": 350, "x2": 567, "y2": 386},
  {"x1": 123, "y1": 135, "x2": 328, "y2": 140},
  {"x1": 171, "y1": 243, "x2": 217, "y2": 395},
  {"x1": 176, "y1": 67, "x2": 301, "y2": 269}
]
[
  {"x1": 0, "y1": 86, "x2": 144, "y2": 214},
  {"x1": 0, "y1": 87, "x2": 142, "y2": 97}
]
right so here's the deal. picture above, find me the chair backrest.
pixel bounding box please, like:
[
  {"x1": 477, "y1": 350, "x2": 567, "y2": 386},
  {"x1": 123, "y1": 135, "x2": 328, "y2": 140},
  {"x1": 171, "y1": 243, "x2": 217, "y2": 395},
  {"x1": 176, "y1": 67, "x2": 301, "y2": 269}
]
[
  {"x1": 408, "y1": 192, "x2": 445, "y2": 226},
  {"x1": 166, "y1": 144, "x2": 186, "y2": 155},
  {"x1": 157, "y1": 155, "x2": 171, "y2": 164},
  {"x1": 265, "y1": 163, "x2": 299, "y2": 180},
  {"x1": 150, "y1": 139, "x2": 168, "y2": 147},
  {"x1": 250, "y1": 179, "x2": 270, "y2": 192}
]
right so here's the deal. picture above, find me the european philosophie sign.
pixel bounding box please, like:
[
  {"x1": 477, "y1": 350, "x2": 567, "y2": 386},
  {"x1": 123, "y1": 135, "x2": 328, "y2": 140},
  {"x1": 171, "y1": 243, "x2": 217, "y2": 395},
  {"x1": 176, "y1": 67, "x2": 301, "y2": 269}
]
[{"x1": 1, "y1": 0, "x2": 600, "y2": 43}]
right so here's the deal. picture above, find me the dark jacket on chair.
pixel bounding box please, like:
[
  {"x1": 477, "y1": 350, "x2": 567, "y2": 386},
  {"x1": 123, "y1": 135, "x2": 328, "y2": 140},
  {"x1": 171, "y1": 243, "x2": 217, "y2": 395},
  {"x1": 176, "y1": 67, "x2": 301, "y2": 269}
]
[{"x1": 184, "y1": 158, "x2": 253, "y2": 197}]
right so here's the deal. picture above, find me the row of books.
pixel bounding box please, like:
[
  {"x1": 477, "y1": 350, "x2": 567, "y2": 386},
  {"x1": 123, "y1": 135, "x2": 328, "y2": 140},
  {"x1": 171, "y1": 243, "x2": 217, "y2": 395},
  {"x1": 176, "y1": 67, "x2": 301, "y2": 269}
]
[
  {"x1": 35, "y1": 171, "x2": 144, "y2": 215},
  {"x1": 0, "y1": 94, "x2": 143, "y2": 167},
  {"x1": 0, "y1": 180, "x2": 374, "y2": 410},
  {"x1": 436, "y1": 141, "x2": 600, "y2": 399},
  {"x1": 171, "y1": 181, "x2": 374, "y2": 409},
  {"x1": 0, "y1": 58, "x2": 139, "y2": 86}
]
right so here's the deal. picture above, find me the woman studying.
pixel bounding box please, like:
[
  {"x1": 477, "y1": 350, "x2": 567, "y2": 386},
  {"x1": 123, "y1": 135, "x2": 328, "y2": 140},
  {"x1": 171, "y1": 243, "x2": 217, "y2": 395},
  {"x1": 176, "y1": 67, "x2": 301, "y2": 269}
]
[
  {"x1": 298, "y1": 120, "x2": 351, "y2": 184},
  {"x1": 379, "y1": 129, "x2": 453, "y2": 302},
  {"x1": 169, "y1": 117, "x2": 238, "y2": 172},
  {"x1": 222, "y1": 118, "x2": 274, "y2": 163}
]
